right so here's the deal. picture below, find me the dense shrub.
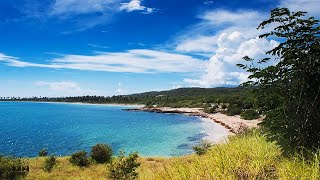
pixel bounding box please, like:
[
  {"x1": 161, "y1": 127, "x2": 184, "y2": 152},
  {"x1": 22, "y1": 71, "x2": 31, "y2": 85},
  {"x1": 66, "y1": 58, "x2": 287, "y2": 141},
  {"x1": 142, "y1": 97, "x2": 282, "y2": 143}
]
[
  {"x1": 193, "y1": 141, "x2": 212, "y2": 155},
  {"x1": 38, "y1": 148, "x2": 48, "y2": 157},
  {"x1": 240, "y1": 109, "x2": 260, "y2": 120},
  {"x1": 91, "y1": 144, "x2": 112, "y2": 164},
  {"x1": 221, "y1": 104, "x2": 227, "y2": 109},
  {"x1": 109, "y1": 151, "x2": 140, "y2": 180},
  {"x1": 0, "y1": 156, "x2": 29, "y2": 179},
  {"x1": 69, "y1": 151, "x2": 90, "y2": 167},
  {"x1": 43, "y1": 156, "x2": 56, "y2": 172},
  {"x1": 226, "y1": 105, "x2": 242, "y2": 116}
]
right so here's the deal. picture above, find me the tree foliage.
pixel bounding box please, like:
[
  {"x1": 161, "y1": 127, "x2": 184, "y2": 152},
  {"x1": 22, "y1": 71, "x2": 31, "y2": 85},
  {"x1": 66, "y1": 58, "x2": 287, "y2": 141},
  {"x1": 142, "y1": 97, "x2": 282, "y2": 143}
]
[{"x1": 238, "y1": 8, "x2": 320, "y2": 150}]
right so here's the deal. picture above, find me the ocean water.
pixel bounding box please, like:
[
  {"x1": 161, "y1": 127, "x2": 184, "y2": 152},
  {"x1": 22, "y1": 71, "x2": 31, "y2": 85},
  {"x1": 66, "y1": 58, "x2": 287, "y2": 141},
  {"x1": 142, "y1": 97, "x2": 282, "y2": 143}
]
[{"x1": 0, "y1": 102, "x2": 228, "y2": 157}]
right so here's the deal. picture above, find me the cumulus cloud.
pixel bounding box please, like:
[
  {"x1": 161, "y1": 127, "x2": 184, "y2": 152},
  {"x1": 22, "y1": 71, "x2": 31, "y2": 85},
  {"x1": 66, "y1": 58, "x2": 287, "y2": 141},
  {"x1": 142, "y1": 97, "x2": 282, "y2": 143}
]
[
  {"x1": 120, "y1": 0, "x2": 155, "y2": 14},
  {"x1": 279, "y1": 0, "x2": 320, "y2": 18},
  {"x1": 0, "y1": 50, "x2": 208, "y2": 74},
  {"x1": 175, "y1": 9, "x2": 279, "y2": 87},
  {"x1": 175, "y1": 10, "x2": 268, "y2": 55},
  {"x1": 184, "y1": 32, "x2": 278, "y2": 87}
]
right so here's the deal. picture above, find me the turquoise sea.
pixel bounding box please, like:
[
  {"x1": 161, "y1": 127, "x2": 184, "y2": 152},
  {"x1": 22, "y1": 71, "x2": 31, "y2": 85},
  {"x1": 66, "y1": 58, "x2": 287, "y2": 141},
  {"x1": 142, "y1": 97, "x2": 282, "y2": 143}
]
[{"x1": 0, "y1": 102, "x2": 228, "y2": 157}]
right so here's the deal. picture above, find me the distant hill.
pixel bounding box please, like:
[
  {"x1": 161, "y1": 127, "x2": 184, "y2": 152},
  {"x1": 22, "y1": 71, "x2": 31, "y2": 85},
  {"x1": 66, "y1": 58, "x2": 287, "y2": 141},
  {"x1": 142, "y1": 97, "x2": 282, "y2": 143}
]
[{"x1": 129, "y1": 87, "x2": 245, "y2": 97}]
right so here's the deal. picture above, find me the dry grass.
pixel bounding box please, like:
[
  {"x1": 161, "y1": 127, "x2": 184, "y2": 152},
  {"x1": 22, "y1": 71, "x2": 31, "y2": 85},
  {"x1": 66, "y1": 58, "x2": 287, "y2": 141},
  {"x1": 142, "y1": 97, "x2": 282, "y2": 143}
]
[{"x1": 26, "y1": 131, "x2": 320, "y2": 180}]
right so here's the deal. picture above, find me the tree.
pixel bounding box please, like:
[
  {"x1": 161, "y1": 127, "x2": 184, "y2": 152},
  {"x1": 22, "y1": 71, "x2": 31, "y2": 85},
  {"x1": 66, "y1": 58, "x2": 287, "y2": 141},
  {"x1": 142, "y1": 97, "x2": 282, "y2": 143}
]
[{"x1": 238, "y1": 8, "x2": 320, "y2": 150}]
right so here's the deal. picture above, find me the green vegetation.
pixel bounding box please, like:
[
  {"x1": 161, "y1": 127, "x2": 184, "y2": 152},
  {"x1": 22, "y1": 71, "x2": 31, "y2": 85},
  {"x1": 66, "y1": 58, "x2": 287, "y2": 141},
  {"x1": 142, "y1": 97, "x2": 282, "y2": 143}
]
[
  {"x1": 238, "y1": 8, "x2": 320, "y2": 150},
  {"x1": 1, "y1": 87, "x2": 256, "y2": 110},
  {"x1": 109, "y1": 151, "x2": 140, "y2": 180},
  {"x1": 21, "y1": 131, "x2": 320, "y2": 179},
  {"x1": 69, "y1": 151, "x2": 90, "y2": 167},
  {"x1": 226, "y1": 105, "x2": 242, "y2": 116},
  {"x1": 1, "y1": 7, "x2": 319, "y2": 180},
  {"x1": 0, "y1": 156, "x2": 29, "y2": 179},
  {"x1": 192, "y1": 140, "x2": 212, "y2": 155},
  {"x1": 240, "y1": 109, "x2": 260, "y2": 120},
  {"x1": 38, "y1": 148, "x2": 48, "y2": 157},
  {"x1": 43, "y1": 156, "x2": 56, "y2": 172},
  {"x1": 91, "y1": 143, "x2": 113, "y2": 164}
]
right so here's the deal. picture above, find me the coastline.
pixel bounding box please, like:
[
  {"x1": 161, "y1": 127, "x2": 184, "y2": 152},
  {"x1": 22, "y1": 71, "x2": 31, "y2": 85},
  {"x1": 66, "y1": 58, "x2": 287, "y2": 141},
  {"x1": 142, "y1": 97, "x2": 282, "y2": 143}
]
[
  {"x1": 0, "y1": 101, "x2": 145, "y2": 108},
  {"x1": 124, "y1": 107, "x2": 262, "y2": 134}
]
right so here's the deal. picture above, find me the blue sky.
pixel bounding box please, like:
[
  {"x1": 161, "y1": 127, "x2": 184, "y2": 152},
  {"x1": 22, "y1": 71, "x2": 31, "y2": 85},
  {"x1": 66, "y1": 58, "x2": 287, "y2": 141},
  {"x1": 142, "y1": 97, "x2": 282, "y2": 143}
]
[{"x1": 0, "y1": 0, "x2": 319, "y2": 97}]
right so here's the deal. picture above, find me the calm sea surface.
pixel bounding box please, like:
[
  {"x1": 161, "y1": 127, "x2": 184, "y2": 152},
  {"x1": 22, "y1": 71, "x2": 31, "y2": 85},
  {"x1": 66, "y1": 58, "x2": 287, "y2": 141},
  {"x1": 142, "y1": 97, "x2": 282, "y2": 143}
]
[{"x1": 0, "y1": 102, "x2": 228, "y2": 157}]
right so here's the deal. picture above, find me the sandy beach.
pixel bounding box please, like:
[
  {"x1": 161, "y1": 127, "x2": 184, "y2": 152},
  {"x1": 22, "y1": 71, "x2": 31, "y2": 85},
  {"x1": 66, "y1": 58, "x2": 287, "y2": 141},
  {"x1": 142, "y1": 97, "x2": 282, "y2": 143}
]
[{"x1": 126, "y1": 107, "x2": 262, "y2": 134}]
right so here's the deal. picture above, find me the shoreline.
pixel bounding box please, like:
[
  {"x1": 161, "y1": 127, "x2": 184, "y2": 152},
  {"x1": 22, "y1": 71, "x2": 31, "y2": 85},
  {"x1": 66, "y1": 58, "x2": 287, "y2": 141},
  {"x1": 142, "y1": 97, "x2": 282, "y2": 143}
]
[
  {"x1": 125, "y1": 107, "x2": 262, "y2": 134},
  {"x1": 0, "y1": 100, "x2": 145, "y2": 108}
]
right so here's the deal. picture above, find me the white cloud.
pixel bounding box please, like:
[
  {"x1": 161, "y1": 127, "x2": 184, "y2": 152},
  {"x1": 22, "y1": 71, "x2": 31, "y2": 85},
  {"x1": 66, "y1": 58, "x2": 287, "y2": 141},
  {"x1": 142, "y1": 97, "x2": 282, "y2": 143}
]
[
  {"x1": 174, "y1": 9, "x2": 279, "y2": 87},
  {"x1": 35, "y1": 81, "x2": 105, "y2": 96},
  {"x1": 279, "y1": 0, "x2": 320, "y2": 18},
  {"x1": 35, "y1": 81, "x2": 81, "y2": 92},
  {"x1": 175, "y1": 10, "x2": 268, "y2": 55},
  {"x1": 0, "y1": 50, "x2": 208, "y2": 74},
  {"x1": 184, "y1": 32, "x2": 278, "y2": 87},
  {"x1": 176, "y1": 35, "x2": 218, "y2": 55},
  {"x1": 120, "y1": 0, "x2": 155, "y2": 14},
  {"x1": 50, "y1": 0, "x2": 120, "y2": 16}
]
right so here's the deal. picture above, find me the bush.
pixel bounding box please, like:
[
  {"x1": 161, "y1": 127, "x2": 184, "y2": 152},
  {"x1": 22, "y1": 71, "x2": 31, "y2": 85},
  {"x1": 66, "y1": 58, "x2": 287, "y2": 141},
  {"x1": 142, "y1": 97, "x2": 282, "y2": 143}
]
[
  {"x1": 38, "y1": 148, "x2": 48, "y2": 157},
  {"x1": 91, "y1": 143, "x2": 112, "y2": 164},
  {"x1": 109, "y1": 151, "x2": 140, "y2": 180},
  {"x1": 43, "y1": 156, "x2": 56, "y2": 172},
  {"x1": 193, "y1": 141, "x2": 212, "y2": 155},
  {"x1": 221, "y1": 104, "x2": 227, "y2": 109},
  {"x1": 227, "y1": 105, "x2": 243, "y2": 116},
  {"x1": 0, "y1": 156, "x2": 29, "y2": 179},
  {"x1": 240, "y1": 109, "x2": 260, "y2": 120},
  {"x1": 69, "y1": 151, "x2": 90, "y2": 167}
]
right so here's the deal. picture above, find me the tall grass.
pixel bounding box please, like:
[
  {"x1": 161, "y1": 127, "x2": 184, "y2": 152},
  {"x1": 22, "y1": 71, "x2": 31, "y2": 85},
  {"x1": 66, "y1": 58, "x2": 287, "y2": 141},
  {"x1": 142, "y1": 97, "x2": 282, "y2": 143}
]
[
  {"x1": 138, "y1": 131, "x2": 320, "y2": 180},
  {"x1": 26, "y1": 131, "x2": 320, "y2": 179}
]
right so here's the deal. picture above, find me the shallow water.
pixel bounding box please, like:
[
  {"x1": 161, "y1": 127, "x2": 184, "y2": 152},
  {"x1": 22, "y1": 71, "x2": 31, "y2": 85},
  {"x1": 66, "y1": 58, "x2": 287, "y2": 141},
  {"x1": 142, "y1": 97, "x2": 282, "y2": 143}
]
[{"x1": 0, "y1": 102, "x2": 228, "y2": 157}]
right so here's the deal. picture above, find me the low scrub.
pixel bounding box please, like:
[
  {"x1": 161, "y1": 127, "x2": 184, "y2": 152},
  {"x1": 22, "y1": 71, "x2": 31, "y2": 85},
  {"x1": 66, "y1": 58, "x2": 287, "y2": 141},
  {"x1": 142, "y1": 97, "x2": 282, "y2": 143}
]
[
  {"x1": 69, "y1": 151, "x2": 90, "y2": 167},
  {"x1": 226, "y1": 105, "x2": 242, "y2": 116},
  {"x1": 193, "y1": 141, "x2": 212, "y2": 155},
  {"x1": 0, "y1": 156, "x2": 29, "y2": 179},
  {"x1": 91, "y1": 143, "x2": 113, "y2": 164},
  {"x1": 240, "y1": 109, "x2": 260, "y2": 120},
  {"x1": 43, "y1": 156, "x2": 56, "y2": 172},
  {"x1": 109, "y1": 151, "x2": 140, "y2": 180},
  {"x1": 38, "y1": 148, "x2": 48, "y2": 157}
]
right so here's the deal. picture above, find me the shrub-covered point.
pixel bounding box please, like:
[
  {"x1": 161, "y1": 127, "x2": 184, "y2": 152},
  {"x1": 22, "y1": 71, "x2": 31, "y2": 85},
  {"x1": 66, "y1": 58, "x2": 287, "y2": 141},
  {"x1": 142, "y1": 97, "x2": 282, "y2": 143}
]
[
  {"x1": 43, "y1": 156, "x2": 56, "y2": 172},
  {"x1": 226, "y1": 105, "x2": 243, "y2": 116},
  {"x1": 91, "y1": 143, "x2": 113, "y2": 164},
  {"x1": 38, "y1": 148, "x2": 48, "y2": 157},
  {"x1": 109, "y1": 151, "x2": 140, "y2": 180},
  {"x1": 240, "y1": 109, "x2": 260, "y2": 120},
  {"x1": 69, "y1": 151, "x2": 90, "y2": 167},
  {"x1": 0, "y1": 156, "x2": 29, "y2": 179}
]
